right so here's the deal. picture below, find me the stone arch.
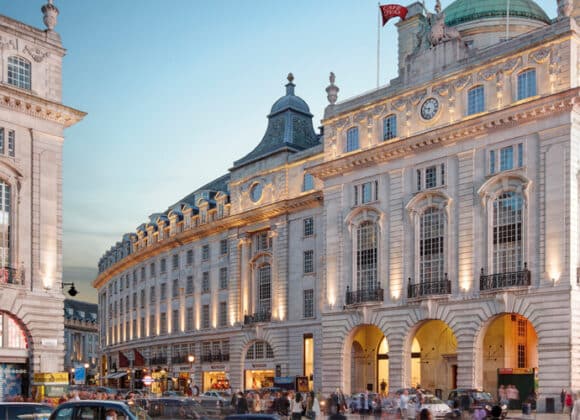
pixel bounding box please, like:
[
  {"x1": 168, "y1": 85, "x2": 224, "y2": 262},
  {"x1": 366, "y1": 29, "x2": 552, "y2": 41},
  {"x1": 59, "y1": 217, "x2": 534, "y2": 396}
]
[{"x1": 477, "y1": 172, "x2": 531, "y2": 207}]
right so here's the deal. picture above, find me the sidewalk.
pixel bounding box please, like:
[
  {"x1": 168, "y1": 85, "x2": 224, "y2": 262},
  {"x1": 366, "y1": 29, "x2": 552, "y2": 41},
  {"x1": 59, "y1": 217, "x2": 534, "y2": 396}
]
[{"x1": 507, "y1": 413, "x2": 569, "y2": 419}]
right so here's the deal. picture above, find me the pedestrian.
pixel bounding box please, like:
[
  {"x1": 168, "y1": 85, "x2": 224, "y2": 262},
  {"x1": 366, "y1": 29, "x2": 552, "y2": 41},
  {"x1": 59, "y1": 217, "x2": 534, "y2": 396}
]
[
  {"x1": 566, "y1": 391, "x2": 574, "y2": 416},
  {"x1": 236, "y1": 391, "x2": 249, "y2": 414},
  {"x1": 419, "y1": 407, "x2": 433, "y2": 420},
  {"x1": 291, "y1": 392, "x2": 304, "y2": 420},
  {"x1": 562, "y1": 389, "x2": 568, "y2": 413},
  {"x1": 399, "y1": 389, "x2": 410, "y2": 419}
]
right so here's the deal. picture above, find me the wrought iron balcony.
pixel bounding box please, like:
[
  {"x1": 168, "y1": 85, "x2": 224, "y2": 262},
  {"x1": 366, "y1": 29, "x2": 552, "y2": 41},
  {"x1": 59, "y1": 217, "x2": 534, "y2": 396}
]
[
  {"x1": 0, "y1": 267, "x2": 21, "y2": 285},
  {"x1": 244, "y1": 311, "x2": 271, "y2": 325},
  {"x1": 200, "y1": 354, "x2": 230, "y2": 363},
  {"x1": 407, "y1": 274, "x2": 451, "y2": 299},
  {"x1": 149, "y1": 356, "x2": 167, "y2": 365},
  {"x1": 345, "y1": 284, "x2": 384, "y2": 305},
  {"x1": 171, "y1": 355, "x2": 189, "y2": 364},
  {"x1": 479, "y1": 263, "x2": 531, "y2": 291}
]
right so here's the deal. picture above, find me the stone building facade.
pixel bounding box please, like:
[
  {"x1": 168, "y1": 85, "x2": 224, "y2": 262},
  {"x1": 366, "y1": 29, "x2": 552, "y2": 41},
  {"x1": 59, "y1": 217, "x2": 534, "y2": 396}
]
[
  {"x1": 64, "y1": 300, "x2": 99, "y2": 385},
  {"x1": 94, "y1": 0, "x2": 580, "y2": 411},
  {"x1": 0, "y1": 3, "x2": 85, "y2": 400}
]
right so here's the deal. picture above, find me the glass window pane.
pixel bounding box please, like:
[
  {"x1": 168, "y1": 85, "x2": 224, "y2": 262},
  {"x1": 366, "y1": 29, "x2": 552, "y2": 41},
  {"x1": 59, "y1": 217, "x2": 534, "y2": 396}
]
[
  {"x1": 517, "y1": 69, "x2": 536, "y2": 100},
  {"x1": 467, "y1": 85, "x2": 484, "y2": 115},
  {"x1": 346, "y1": 127, "x2": 359, "y2": 152},
  {"x1": 383, "y1": 115, "x2": 397, "y2": 140}
]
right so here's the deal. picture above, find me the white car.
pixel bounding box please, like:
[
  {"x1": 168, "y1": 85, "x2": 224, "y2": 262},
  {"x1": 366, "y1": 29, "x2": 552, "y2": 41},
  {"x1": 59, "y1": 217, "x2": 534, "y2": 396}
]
[
  {"x1": 407, "y1": 394, "x2": 452, "y2": 419},
  {"x1": 199, "y1": 390, "x2": 231, "y2": 408}
]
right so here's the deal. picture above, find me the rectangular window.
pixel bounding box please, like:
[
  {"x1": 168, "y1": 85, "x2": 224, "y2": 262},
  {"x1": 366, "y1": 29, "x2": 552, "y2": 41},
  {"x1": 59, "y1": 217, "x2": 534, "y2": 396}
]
[
  {"x1": 518, "y1": 319, "x2": 527, "y2": 337},
  {"x1": 140, "y1": 290, "x2": 145, "y2": 308},
  {"x1": 303, "y1": 250, "x2": 314, "y2": 274},
  {"x1": 303, "y1": 217, "x2": 314, "y2": 237},
  {"x1": 219, "y1": 267, "x2": 228, "y2": 289},
  {"x1": 132, "y1": 292, "x2": 137, "y2": 310},
  {"x1": 0, "y1": 128, "x2": 4, "y2": 155},
  {"x1": 220, "y1": 239, "x2": 228, "y2": 255},
  {"x1": 257, "y1": 232, "x2": 271, "y2": 251},
  {"x1": 362, "y1": 182, "x2": 372, "y2": 203},
  {"x1": 219, "y1": 301, "x2": 227, "y2": 327},
  {"x1": 172, "y1": 254, "x2": 179, "y2": 270},
  {"x1": 140, "y1": 317, "x2": 145, "y2": 338},
  {"x1": 467, "y1": 85, "x2": 485, "y2": 115},
  {"x1": 160, "y1": 258, "x2": 167, "y2": 273},
  {"x1": 150, "y1": 263, "x2": 156, "y2": 277},
  {"x1": 202, "y1": 244, "x2": 210, "y2": 261},
  {"x1": 8, "y1": 130, "x2": 15, "y2": 157},
  {"x1": 172, "y1": 279, "x2": 179, "y2": 298},
  {"x1": 186, "y1": 276, "x2": 194, "y2": 294},
  {"x1": 7, "y1": 56, "x2": 31, "y2": 90},
  {"x1": 202, "y1": 305, "x2": 210, "y2": 329},
  {"x1": 186, "y1": 249, "x2": 194, "y2": 265},
  {"x1": 150, "y1": 286, "x2": 156, "y2": 303},
  {"x1": 490, "y1": 150, "x2": 496, "y2": 174},
  {"x1": 517, "y1": 344, "x2": 526, "y2": 368},
  {"x1": 425, "y1": 165, "x2": 437, "y2": 189},
  {"x1": 172, "y1": 309, "x2": 179, "y2": 333},
  {"x1": 141, "y1": 267, "x2": 146, "y2": 281},
  {"x1": 186, "y1": 307, "x2": 194, "y2": 331},
  {"x1": 517, "y1": 69, "x2": 536, "y2": 100},
  {"x1": 346, "y1": 127, "x2": 359, "y2": 152},
  {"x1": 303, "y1": 173, "x2": 314, "y2": 191},
  {"x1": 202, "y1": 272, "x2": 210, "y2": 293},
  {"x1": 160, "y1": 312, "x2": 167, "y2": 334},
  {"x1": 417, "y1": 169, "x2": 422, "y2": 191},
  {"x1": 500, "y1": 146, "x2": 513, "y2": 171},
  {"x1": 303, "y1": 289, "x2": 314, "y2": 318},
  {"x1": 149, "y1": 315, "x2": 155, "y2": 336},
  {"x1": 441, "y1": 163, "x2": 445, "y2": 186},
  {"x1": 518, "y1": 143, "x2": 523, "y2": 167},
  {"x1": 383, "y1": 115, "x2": 397, "y2": 140},
  {"x1": 354, "y1": 181, "x2": 378, "y2": 205},
  {"x1": 132, "y1": 319, "x2": 136, "y2": 340},
  {"x1": 160, "y1": 283, "x2": 167, "y2": 300}
]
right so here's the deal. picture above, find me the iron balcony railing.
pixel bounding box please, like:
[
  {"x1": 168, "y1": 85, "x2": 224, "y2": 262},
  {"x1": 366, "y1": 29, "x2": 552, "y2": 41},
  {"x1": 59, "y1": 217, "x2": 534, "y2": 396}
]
[
  {"x1": 200, "y1": 354, "x2": 230, "y2": 363},
  {"x1": 479, "y1": 263, "x2": 531, "y2": 291},
  {"x1": 345, "y1": 284, "x2": 384, "y2": 305},
  {"x1": 0, "y1": 267, "x2": 21, "y2": 285},
  {"x1": 244, "y1": 311, "x2": 271, "y2": 325},
  {"x1": 407, "y1": 274, "x2": 451, "y2": 299},
  {"x1": 171, "y1": 355, "x2": 190, "y2": 364},
  {"x1": 149, "y1": 356, "x2": 167, "y2": 365}
]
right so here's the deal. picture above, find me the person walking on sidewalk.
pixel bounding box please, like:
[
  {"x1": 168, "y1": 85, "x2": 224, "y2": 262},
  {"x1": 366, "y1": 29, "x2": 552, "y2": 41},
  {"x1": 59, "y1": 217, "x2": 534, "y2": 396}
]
[{"x1": 572, "y1": 391, "x2": 580, "y2": 420}]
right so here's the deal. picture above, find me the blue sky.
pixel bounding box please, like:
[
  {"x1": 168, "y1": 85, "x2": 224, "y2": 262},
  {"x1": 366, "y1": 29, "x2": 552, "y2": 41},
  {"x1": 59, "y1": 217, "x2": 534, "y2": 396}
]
[{"x1": 5, "y1": 1, "x2": 557, "y2": 302}]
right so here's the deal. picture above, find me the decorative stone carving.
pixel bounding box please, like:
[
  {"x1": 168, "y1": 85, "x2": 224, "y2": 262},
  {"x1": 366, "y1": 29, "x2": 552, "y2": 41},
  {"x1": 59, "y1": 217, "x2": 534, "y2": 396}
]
[
  {"x1": 326, "y1": 72, "x2": 339, "y2": 105},
  {"x1": 428, "y1": 0, "x2": 462, "y2": 47},
  {"x1": 501, "y1": 57, "x2": 521, "y2": 74},
  {"x1": 23, "y1": 45, "x2": 50, "y2": 63},
  {"x1": 392, "y1": 98, "x2": 407, "y2": 112},
  {"x1": 41, "y1": 0, "x2": 59, "y2": 31},
  {"x1": 454, "y1": 75, "x2": 472, "y2": 91},
  {"x1": 557, "y1": 0, "x2": 573, "y2": 18},
  {"x1": 479, "y1": 67, "x2": 498, "y2": 82},
  {"x1": 529, "y1": 48, "x2": 551, "y2": 64},
  {"x1": 433, "y1": 83, "x2": 451, "y2": 97},
  {"x1": 410, "y1": 90, "x2": 427, "y2": 106},
  {"x1": 0, "y1": 37, "x2": 18, "y2": 51}
]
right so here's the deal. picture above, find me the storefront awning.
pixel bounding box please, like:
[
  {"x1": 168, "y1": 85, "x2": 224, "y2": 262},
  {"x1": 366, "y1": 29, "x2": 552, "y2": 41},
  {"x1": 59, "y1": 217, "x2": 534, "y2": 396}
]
[{"x1": 104, "y1": 372, "x2": 127, "y2": 379}]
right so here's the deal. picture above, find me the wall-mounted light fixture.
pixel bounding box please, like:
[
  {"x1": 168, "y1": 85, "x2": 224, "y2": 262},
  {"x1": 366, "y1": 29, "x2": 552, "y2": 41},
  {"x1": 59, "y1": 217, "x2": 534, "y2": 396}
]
[{"x1": 62, "y1": 282, "x2": 79, "y2": 297}]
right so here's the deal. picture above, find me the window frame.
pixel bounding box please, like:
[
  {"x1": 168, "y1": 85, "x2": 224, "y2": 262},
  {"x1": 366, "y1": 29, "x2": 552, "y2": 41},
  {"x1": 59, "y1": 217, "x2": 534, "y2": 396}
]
[
  {"x1": 7, "y1": 56, "x2": 31, "y2": 90},
  {"x1": 467, "y1": 85, "x2": 485, "y2": 115},
  {"x1": 346, "y1": 126, "x2": 359, "y2": 152},
  {"x1": 517, "y1": 68, "x2": 537, "y2": 100},
  {"x1": 383, "y1": 114, "x2": 397, "y2": 141}
]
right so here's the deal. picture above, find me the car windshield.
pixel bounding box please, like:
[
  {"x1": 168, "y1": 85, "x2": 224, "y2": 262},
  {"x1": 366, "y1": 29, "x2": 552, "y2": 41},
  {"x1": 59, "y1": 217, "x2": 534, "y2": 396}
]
[{"x1": 473, "y1": 392, "x2": 493, "y2": 401}]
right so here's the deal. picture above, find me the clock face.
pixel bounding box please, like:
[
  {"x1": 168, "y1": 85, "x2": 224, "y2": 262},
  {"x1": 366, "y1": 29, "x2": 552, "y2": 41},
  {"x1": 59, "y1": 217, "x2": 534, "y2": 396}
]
[
  {"x1": 421, "y1": 97, "x2": 439, "y2": 120},
  {"x1": 250, "y1": 183, "x2": 263, "y2": 202}
]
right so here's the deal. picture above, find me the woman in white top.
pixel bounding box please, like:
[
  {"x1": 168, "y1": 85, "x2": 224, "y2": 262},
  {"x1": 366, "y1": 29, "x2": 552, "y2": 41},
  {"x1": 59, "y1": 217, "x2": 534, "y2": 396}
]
[{"x1": 291, "y1": 392, "x2": 304, "y2": 420}]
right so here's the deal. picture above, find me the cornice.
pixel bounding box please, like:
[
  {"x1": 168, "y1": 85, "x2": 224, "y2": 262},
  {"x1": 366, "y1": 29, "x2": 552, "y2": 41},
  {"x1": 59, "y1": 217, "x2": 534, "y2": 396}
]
[
  {"x1": 0, "y1": 83, "x2": 86, "y2": 128},
  {"x1": 93, "y1": 190, "x2": 324, "y2": 289},
  {"x1": 310, "y1": 88, "x2": 580, "y2": 180}
]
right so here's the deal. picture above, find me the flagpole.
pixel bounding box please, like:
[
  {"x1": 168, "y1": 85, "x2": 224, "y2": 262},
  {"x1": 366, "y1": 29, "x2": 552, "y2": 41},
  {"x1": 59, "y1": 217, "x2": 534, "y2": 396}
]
[
  {"x1": 506, "y1": 0, "x2": 510, "y2": 40},
  {"x1": 377, "y1": 2, "x2": 381, "y2": 89}
]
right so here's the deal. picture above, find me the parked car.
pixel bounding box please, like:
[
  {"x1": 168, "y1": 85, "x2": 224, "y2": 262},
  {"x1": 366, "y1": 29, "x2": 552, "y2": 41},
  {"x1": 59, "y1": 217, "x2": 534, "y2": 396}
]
[
  {"x1": 447, "y1": 389, "x2": 507, "y2": 419},
  {"x1": 144, "y1": 397, "x2": 218, "y2": 419},
  {"x1": 0, "y1": 402, "x2": 52, "y2": 420},
  {"x1": 49, "y1": 400, "x2": 142, "y2": 420},
  {"x1": 225, "y1": 415, "x2": 281, "y2": 420},
  {"x1": 407, "y1": 394, "x2": 452, "y2": 419},
  {"x1": 199, "y1": 390, "x2": 231, "y2": 408},
  {"x1": 161, "y1": 390, "x2": 185, "y2": 397}
]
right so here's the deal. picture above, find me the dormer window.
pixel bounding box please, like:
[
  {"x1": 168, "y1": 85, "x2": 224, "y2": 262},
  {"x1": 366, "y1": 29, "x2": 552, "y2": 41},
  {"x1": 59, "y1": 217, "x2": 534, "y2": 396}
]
[
  {"x1": 346, "y1": 127, "x2": 359, "y2": 152},
  {"x1": 7, "y1": 56, "x2": 31, "y2": 90}
]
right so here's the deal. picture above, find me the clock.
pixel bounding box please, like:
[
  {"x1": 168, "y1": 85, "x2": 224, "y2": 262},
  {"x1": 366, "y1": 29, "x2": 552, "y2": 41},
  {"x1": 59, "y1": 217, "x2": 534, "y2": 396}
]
[
  {"x1": 421, "y1": 97, "x2": 439, "y2": 120},
  {"x1": 250, "y1": 183, "x2": 263, "y2": 202}
]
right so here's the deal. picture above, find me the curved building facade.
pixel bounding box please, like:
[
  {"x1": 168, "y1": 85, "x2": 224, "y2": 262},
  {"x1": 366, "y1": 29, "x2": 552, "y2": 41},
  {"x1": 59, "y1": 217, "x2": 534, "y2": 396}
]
[{"x1": 95, "y1": 1, "x2": 580, "y2": 411}]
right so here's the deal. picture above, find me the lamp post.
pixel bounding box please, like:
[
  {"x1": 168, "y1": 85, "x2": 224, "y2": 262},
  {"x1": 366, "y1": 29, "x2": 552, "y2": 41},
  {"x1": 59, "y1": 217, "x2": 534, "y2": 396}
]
[
  {"x1": 61, "y1": 282, "x2": 78, "y2": 296},
  {"x1": 187, "y1": 354, "x2": 195, "y2": 369}
]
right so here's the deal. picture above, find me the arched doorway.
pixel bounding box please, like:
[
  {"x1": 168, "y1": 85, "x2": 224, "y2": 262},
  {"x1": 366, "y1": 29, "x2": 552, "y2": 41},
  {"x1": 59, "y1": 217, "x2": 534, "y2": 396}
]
[
  {"x1": 0, "y1": 311, "x2": 29, "y2": 400},
  {"x1": 410, "y1": 320, "x2": 457, "y2": 396},
  {"x1": 349, "y1": 325, "x2": 387, "y2": 394},
  {"x1": 481, "y1": 313, "x2": 538, "y2": 409}
]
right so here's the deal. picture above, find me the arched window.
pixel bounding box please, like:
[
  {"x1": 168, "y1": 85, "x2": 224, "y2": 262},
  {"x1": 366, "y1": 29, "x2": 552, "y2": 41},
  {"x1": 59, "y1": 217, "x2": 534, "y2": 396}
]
[
  {"x1": 493, "y1": 191, "x2": 523, "y2": 273},
  {"x1": 346, "y1": 127, "x2": 359, "y2": 152},
  {"x1": 356, "y1": 221, "x2": 378, "y2": 291},
  {"x1": 419, "y1": 207, "x2": 445, "y2": 283},
  {"x1": 7, "y1": 56, "x2": 31, "y2": 90},
  {"x1": 0, "y1": 180, "x2": 10, "y2": 273},
  {"x1": 0, "y1": 312, "x2": 27, "y2": 349},
  {"x1": 383, "y1": 115, "x2": 397, "y2": 140},
  {"x1": 467, "y1": 85, "x2": 484, "y2": 115},
  {"x1": 257, "y1": 264, "x2": 271, "y2": 314},
  {"x1": 517, "y1": 69, "x2": 536, "y2": 100}
]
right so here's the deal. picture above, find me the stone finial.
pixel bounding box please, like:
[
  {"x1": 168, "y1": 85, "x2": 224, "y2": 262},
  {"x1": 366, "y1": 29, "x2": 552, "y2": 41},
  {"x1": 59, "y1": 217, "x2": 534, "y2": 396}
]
[
  {"x1": 326, "y1": 72, "x2": 339, "y2": 105},
  {"x1": 41, "y1": 0, "x2": 59, "y2": 31},
  {"x1": 287, "y1": 73, "x2": 294, "y2": 83},
  {"x1": 285, "y1": 73, "x2": 295, "y2": 95},
  {"x1": 557, "y1": 0, "x2": 573, "y2": 18}
]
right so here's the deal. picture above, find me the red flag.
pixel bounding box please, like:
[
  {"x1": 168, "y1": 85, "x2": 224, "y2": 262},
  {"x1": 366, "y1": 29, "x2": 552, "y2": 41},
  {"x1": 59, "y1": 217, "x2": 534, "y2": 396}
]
[
  {"x1": 133, "y1": 349, "x2": 145, "y2": 367},
  {"x1": 380, "y1": 4, "x2": 408, "y2": 26},
  {"x1": 119, "y1": 351, "x2": 130, "y2": 368}
]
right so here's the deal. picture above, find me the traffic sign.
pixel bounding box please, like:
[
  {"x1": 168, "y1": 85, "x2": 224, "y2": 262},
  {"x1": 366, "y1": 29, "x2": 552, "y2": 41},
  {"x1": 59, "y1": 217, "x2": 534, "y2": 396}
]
[{"x1": 142, "y1": 375, "x2": 153, "y2": 386}]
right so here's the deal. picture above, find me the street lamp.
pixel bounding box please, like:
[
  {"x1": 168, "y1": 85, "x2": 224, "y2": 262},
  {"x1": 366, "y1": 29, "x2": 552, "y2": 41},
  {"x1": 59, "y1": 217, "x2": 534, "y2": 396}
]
[
  {"x1": 61, "y1": 282, "x2": 78, "y2": 297},
  {"x1": 187, "y1": 355, "x2": 195, "y2": 367}
]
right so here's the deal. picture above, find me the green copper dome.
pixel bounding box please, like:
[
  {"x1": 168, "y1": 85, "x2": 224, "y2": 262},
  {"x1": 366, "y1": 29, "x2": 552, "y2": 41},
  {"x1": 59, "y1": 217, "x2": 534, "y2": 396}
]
[{"x1": 444, "y1": 0, "x2": 551, "y2": 27}]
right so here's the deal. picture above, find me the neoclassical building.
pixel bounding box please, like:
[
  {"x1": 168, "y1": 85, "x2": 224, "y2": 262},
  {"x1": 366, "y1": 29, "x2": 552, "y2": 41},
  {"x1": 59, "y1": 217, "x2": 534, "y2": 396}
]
[
  {"x1": 64, "y1": 299, "x2": 99, "y2": 385},
  {"x1": 94, "y1": 0, "x2": 580, "y2": 411},
  {"x1": 0, "y1": 2, "x2": 85, "y2": 400}
]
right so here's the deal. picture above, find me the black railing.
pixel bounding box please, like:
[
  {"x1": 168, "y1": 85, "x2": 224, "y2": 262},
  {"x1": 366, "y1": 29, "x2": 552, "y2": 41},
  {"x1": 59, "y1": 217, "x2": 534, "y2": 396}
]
[
  {"x1": 171, "y1": 355, "x2": 190, "y2": 364},
  {"x1": 244, "y1": 311, "x2": 271, "y2": 325},
  {"x1": 200, "y1": 354, "x2": 230, "y2": 363},
  {"x1": 345, "y1": 284, "x2": 384, "y2": 305},
  {"x1": 480, "y1": 263, "x2": 531, "y2": 291},
  {"x1": 408, "y1": 274, "x2": 451, "y2": 299},
  {"x1": 149, "y1": 356, "x2": 167, "y2": 365},
  {"x1": 0, "y1": 267, "x2": 21, "y2": 285}
]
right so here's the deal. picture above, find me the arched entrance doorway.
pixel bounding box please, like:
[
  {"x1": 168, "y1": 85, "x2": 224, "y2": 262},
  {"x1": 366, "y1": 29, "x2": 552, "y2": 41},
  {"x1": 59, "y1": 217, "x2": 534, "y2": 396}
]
[
  {"x1": 482, "y1": 313, "x2": 538, "y2": 409},
  {"x1": 349, "y1": 325, "x2": 388, "y2": 394},
  {"x1": 410, "y1": 320, "x2": 457, "y2": 397},
  {"x1": 0, "y1": 311, "x2": 29, "y2": 400}
]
